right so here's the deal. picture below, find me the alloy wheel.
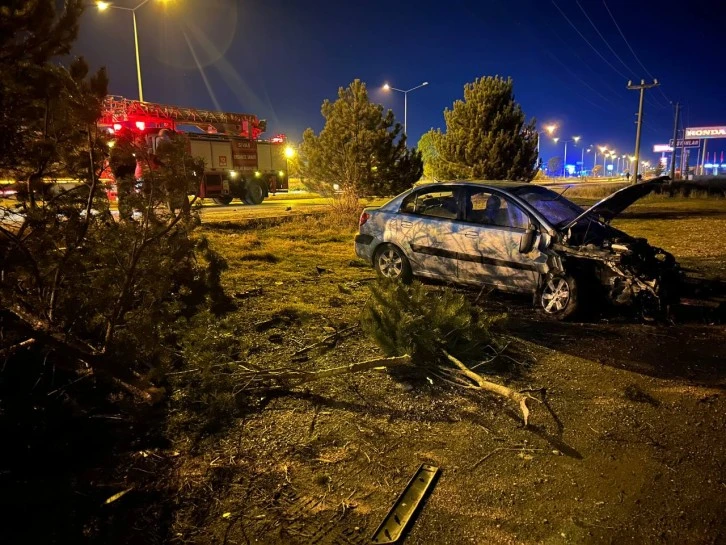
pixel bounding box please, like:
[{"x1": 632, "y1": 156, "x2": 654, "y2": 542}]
[
  {"x1": 378, "y1": 249, "x2": 403, "y2": 278},
  {"x1": 541, "y1": 277, "x2": 571, "y2": 313}
]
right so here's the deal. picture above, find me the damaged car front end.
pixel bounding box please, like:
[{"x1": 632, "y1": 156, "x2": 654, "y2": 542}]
[{"x1": 546, "y1": 177, "x2": 681, "y2": 317}]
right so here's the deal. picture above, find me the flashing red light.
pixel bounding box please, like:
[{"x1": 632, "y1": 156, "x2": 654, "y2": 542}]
[
  {"x1": 135, "y1": 121, "x2": 146, "y2": 131},
  {"x1": 113, "y1": 123, "x2": 122, "y2": 131},
  {"x1": 359, "y1": 211, "x2": 370, "y2": 227}
]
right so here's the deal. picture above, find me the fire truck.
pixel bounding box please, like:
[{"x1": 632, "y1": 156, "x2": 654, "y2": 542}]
[{"x1": 99, "y1": 96, "x2": 288, "y2": 205}]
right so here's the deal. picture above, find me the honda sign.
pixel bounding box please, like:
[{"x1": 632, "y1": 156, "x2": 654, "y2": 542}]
[{"x1": 684, "y1": 126, "x2": 726, "y2": 139}]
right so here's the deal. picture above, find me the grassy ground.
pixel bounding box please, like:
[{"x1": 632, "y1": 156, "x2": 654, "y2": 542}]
[
  {"x1": 149, "y1": 195, "x2": 725, "y2": 544},
  {"x1": 3, "y1": 195, "x2": 724, "y2": 544}
]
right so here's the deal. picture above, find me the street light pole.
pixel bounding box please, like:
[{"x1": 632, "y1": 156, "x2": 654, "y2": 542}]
[
  {"x1": 97, "y1": 0, "x2": 155, "y2": 102},
  {"x1": 382, "y1": 81, "x2": 429, "y2": 135}
]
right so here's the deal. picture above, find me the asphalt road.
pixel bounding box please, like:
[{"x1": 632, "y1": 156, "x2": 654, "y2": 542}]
[{"x1": 199, "y1": 180, "x2": 629, "y2": 220}]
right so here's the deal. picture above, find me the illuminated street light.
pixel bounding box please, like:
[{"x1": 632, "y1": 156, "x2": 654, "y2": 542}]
[
  {"x1": 382, "y1": 81, "x2": 429, "y2": 135},
  {"x1": 284, "y1": 146, "x2": 295, "y2": 159},
  {"x1": 96, "y1": 0, "x2": 172, "y2": 102},
  {"x1": 536, "y1": 123, "x2": 557, "y2": 167}
]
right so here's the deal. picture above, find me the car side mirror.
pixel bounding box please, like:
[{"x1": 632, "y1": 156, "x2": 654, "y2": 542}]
[{"x1": 519, "y1": 225, "x2": 537, "y2": 254}]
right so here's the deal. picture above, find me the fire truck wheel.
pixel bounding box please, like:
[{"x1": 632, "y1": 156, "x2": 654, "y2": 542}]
[
  {"x1": 244, "y1": 182, "x2": 265, "y2": 205},
  {"x1": 213, "y1": 196, "x2": 233, "y2": 205}
]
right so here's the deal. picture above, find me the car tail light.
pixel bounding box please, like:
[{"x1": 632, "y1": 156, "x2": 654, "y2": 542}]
[{"x1": 359, "y1": 211, "x2": 370, "y2": 227}]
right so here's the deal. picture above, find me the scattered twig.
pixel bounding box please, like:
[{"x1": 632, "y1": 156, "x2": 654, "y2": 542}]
[{"x1": 292, "y1": 324, "x2": 358, "y2": 356}]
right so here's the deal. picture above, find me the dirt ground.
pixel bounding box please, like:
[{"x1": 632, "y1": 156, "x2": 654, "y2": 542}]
[
  {"x1": 154, "y1": 197, "x2": 725, "y2": 545},
  {"x1": 2, "y1": 197, "x2": 724, "y2": 545}
]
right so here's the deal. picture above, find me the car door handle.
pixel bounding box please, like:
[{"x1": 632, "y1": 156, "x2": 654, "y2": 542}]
[
  {"x1": 401, "y1": 220, "x2": 413, "y2": 228},
  {"x1": 463, "y1": 231, "x2": 478, "y2": 239}
]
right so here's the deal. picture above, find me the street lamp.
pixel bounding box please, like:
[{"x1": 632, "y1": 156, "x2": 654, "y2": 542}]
[
  {"x1": 536, "y1": 123, "x2": 557, "y2": 166},
  {"x1": 582, "y1": 147, "x2": 590, "y2": 176},
  {"x1": 382, "y1": 81, "x2": 429, "y2": 136},
  {"x1": 557, "y1": 136, "x2": 580, "y2": 177},
  {"x1": 96, "y1": 0, "x2": 171, "y2": 102}
]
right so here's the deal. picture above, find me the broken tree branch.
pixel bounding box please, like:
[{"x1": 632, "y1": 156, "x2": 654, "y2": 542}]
[
  {"x1": 0, "y1": 337, "x2": 36, "y2": 358},
  {"x1": 443, "y1": 350, "x2": 538, "y2": 426},
  {"x1": 233, "y1": 354, "x2": 411, "y2": 392}
]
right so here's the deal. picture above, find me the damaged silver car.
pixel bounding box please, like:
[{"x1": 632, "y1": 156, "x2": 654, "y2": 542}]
[{"x1": 354, "y1": 177, "x2": 680, "y2": 319}]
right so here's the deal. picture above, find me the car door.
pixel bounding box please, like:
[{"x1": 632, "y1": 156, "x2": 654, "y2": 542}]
[
  {"x1": 456, "y1": 187, "x2": 545, "y2": 293},
  {"x1": 397, "y1": 186, "x2": 463, "y2": 280}
]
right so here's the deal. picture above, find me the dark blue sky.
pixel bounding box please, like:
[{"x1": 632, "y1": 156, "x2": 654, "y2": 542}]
[{"x1": 74, "y1": 0, "x2": 725, "y2": 168}]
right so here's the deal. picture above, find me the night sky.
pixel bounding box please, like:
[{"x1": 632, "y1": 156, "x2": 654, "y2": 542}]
[{"x1": 73, "y1": 0, "x2": 725, "y2": 169}]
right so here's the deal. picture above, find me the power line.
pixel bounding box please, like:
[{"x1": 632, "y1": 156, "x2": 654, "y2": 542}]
[
  {"x1": 551, "y1": 0, "x2": 630, "y2": 81},
  {"x1": 603, "y1": 0, "x2": 673, "y2": 105},
  {"x1": 576, "y1": 1, "x2": 667, "y2": 110},
  {"x1": 576, "y1": 1, "x2": 638, "y2": 79}
]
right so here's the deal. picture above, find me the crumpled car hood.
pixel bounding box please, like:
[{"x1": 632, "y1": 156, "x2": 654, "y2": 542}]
[{"x1": 562, "y1": 176, "x2": 670, "y2": 231}]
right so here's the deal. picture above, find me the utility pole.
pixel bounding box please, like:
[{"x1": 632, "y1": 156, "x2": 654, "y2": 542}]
[
  {"x1": 627, "y1": 79, "x2": 659, "y2": 182},
  {"x1": 669, "y1": 101, "x2": 680, "y2": 179}
]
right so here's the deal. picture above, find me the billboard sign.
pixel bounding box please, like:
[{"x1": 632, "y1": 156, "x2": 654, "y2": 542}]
[
  {"x1": 684, "y1": 126, "x2": 726, "y2": 139},
  {"x1": 669, "y1": 138, "x2": 700, "y2": 148},
  {"x1": 653, "y1": 144, "x2": 673, "y2": 153}
]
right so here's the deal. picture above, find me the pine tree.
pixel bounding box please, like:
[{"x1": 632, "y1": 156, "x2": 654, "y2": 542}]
[
  {"x1": 0, "y1": 1, "x2": 227, "y2": 400},
  {"x1": 422, "y1": 76, "x2": 538, "y2": 181},
  {"x1": 299, "y1": 79, "x2": 423, "y2": 197}
]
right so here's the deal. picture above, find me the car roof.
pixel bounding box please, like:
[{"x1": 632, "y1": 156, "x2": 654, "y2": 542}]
[{"x1": 415, "y1": 180, "x2": 535, "y2": 192}]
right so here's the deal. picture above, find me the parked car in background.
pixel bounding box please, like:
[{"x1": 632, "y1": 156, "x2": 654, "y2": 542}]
[{"x1": 354, "y1": 178, "x2": 680, "y2": 319}]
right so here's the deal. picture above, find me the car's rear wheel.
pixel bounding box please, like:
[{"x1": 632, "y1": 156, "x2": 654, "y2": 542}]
[
  {"x1": 374, "y1": 244, "x2": 412, "y2": 283},
  {"x1": 539, "y1": 274, "x2": 579, "y2": 319}
]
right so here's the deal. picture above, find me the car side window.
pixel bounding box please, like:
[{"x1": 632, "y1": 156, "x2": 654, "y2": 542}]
[
  {"x1": 401, "y1": 188, "x2": 459, "y2": 219},
  {"x1": 465, "y1": 189, "x2": 529, "y2": 229}
]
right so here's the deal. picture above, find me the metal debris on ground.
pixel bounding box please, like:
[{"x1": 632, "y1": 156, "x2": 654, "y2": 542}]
[{"x1": 371, "y1": 464, "x2": 439, "y2": 544}]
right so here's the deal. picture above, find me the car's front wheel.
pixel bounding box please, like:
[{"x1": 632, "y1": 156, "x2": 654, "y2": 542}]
[
  {"x1": 374, "y1": 244, "x2": 412, "y2": 283},
  {"x1": 539, "y1": 274, "x2": 579, "y2": 319}
]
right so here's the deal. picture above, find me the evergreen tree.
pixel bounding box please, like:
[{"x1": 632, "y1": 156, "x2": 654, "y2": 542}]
[
  {"x1": 422, "y1": 76, "x2": 538, "y2": 181},
  {"x1": 0, "y1": 1, "x2": 226, "y2": 399},
  {"x1": 299, "y1": 79, "x2": 423, "y2": 197}
]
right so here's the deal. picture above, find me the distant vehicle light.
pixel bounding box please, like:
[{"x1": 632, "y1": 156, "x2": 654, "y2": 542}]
[
  {"x1": 255, "y1": 171, "x2": 261, "y2": 178},
  {"x1": 135, "y1": 121, "x2": 146, "y2": 131},
  {"x1": 278, "y1": 171, "x2": 284, "y2": 177}
]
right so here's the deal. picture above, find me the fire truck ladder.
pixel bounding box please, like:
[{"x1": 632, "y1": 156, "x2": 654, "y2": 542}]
[{"x1": 100, "y1": 95, "x2": 267, "y2": 138}]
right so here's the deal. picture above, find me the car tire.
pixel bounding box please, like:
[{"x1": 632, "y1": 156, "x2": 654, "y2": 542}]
[
  {"x1": 213, "y1": 196, "x2": 233, "y2": 205},
  {"x1": 244, "y1": 182, "x2": 264, "y2": 205},
  {"x1": 374, "y1": 244, "x2": 412, "y2": 283},
  {"x1": 539, "y1": 273, "x2": 579, "y2": 320}
]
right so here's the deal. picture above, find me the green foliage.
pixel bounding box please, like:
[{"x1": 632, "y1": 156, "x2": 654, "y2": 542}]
[
  {"x1": 361, "y1": 280, "x2": 498, "y2": 365},
  {"x1": 168, "y1": 313, "x2": 249, "y2": 436},
  {"x1": 0, "y1": 0, "x2": 229, "y2": 388},
  {"x1": 547, "y1": 156, "x2": 563, "y2": 176},
  {"x1": 421, "y1": 76, "x2": 538, "y2": 181},
  {"x1": 299, "y1": 79, "x2": 423, "y2": 197}
]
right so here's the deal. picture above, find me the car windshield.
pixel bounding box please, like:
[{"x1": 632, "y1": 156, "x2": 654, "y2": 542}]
[{"x1": 511, "y1": 185, "x2": 585, "y2": 227}]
